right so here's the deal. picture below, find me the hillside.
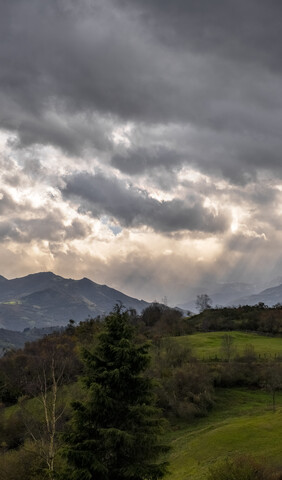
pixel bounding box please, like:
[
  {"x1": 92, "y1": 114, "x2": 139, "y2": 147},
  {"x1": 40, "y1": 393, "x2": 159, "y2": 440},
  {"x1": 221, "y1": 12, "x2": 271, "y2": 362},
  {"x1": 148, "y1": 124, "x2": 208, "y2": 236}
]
[
  {"x1": 187, "y1": 304, "x2": 282, "y2": 334},
  {"x1": 167, "y1": 389, "x2": 282, "y2": 480},
  {"x1": 0, "y1": 272, "x2": 149, "y2": 330},
  {"x1": 0, "y1": 326, "x2": 62, "y2": 353}
]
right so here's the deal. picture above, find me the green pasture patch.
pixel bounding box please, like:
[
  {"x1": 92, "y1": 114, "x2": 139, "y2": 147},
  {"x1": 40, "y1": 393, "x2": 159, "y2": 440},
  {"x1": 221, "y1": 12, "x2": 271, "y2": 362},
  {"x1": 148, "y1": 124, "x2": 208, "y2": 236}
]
[
  {"x1": 206, "y1": 388, "x2": 282, "y2": 420},
  {"x1": 174, "y1": 331, "x2": 282, "y2": 360},
  {"x1": 165, "y1": 388, "x2": 282, "y2": 480}
]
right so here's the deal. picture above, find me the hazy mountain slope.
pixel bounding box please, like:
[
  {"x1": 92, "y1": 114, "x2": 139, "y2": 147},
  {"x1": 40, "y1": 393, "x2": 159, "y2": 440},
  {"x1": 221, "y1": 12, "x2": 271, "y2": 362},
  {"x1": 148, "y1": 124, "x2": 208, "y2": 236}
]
[
  {"x1": 0, "y1": 272, "x2": 149, "y2": 330},
  {"x1": 233, "y1": 284, "x2": 282, "y2": 307},
  {"x1": 0, "y1": 326, "x2": 62, "y2": 354},
  {"x1": 178, "y1": 282, "x2": 255, "y2": 311},
  {"x1": 67, "y1": 277, "x2": 148, "y2": 312},
  {"x1": 0, "y1": 272, "x2": 66, "y2": 301}
]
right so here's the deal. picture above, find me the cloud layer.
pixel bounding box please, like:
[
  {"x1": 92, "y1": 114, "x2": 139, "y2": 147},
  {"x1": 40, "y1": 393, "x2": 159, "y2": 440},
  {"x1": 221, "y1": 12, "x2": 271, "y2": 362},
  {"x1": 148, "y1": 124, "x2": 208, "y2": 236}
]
[{"x1": 0, "y1": 0, "x2": 282, "y2": 303}]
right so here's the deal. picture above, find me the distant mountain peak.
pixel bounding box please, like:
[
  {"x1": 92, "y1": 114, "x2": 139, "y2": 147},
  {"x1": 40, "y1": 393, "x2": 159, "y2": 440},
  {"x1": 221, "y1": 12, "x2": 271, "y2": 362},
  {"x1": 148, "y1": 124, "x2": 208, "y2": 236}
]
[
  {"x1": 25, "y1": 271, "x2": 63, "y2": 280},
  {"x1": 0, "y1": 272, "x2": 149, "y2": 331},
  {"x1": 77, "y1": 277, "x2": 97, "y2": 285}
]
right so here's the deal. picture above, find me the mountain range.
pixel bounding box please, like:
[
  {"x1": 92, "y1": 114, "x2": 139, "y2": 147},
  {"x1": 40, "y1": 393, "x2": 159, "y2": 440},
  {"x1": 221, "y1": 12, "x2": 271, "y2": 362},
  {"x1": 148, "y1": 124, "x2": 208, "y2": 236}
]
[
  {"x1": 233, "y1": 283, "x2": 282, "y2": 307},
  {"x1": 2, "y1": 271, "x2": 282, "y2": 337},
  {"x1": 178, "y1": 281, "x2": 282, "y2": 312},
  {"x1": 0, "y1": 272, "x2": 149, "y2": 331}
]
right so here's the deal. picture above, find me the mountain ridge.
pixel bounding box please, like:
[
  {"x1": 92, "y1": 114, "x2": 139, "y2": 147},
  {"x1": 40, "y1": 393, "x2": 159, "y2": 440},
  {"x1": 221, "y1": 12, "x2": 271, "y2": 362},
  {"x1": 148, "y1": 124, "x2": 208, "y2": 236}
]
[
  {"x1": 233, "y1": 283, "x2": 282, "y2": 307},
  {"x1": 0, "y1": 272, "x2": 149, "y2": 331}
]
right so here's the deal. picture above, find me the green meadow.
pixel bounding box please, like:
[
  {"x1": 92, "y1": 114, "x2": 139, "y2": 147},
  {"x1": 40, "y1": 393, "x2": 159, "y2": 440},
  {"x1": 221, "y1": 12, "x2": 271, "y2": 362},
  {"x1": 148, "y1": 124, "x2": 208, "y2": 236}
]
[
  {"x1": 162, "y1": 332, "x2": 282, "y2": 479},
  {"x1": 174, "y1": 331, "x2": 282, "y2": 360},
  {"x1": 166, "y1": 388, "x2": 282, "y2": 480}
]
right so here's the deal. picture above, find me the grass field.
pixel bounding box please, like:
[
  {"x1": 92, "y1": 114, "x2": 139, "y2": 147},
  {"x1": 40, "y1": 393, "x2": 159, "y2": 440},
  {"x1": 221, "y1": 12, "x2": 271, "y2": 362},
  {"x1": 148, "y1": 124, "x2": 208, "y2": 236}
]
[
  {"x1": 173, "y1": 331, "x2": 282, "y2": 360},
  {"x1": 162, "y1": 332, "x2": 282, "y2": 479},
  {"x1": 165, "y1": 388, "x2": 282, "y2": 480}
]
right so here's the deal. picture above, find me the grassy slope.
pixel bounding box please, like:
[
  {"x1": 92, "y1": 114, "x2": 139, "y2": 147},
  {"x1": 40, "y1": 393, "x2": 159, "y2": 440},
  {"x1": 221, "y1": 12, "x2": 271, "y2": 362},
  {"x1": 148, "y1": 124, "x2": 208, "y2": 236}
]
[
  {"x1": 166, "y1": 388, "x2": 282, "y2": 480},
  {"x1": 164, "y1": 332, "x2": 282, "y2": 479},
  {"x1": 174, "y1": 331, "x2": 282, "y2": 360}
]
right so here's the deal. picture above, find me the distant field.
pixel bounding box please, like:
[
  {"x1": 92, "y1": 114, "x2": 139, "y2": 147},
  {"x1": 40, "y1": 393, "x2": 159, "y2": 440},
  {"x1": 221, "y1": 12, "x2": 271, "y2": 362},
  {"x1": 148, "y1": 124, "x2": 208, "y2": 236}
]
[
  {"x1": 165, "y1": 388, "x2": 282, "y2": 480},
  {"x1": 173, "y1": 331, "x2": 282, "y2": 360}
]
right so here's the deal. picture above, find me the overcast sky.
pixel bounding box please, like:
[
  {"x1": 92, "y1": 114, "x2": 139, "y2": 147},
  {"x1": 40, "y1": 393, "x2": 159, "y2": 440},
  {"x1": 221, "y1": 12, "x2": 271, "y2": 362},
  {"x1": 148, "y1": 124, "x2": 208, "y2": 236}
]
[{"x1": 1, "y1": 0, "x2": 282, "y2": 303}]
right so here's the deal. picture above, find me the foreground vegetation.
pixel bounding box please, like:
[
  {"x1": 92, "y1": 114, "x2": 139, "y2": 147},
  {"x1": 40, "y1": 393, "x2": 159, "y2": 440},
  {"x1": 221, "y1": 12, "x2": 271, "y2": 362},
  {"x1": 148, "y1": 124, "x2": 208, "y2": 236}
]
[{"x1": 0, "y1": 303, "x2": 282, "y2": 478}]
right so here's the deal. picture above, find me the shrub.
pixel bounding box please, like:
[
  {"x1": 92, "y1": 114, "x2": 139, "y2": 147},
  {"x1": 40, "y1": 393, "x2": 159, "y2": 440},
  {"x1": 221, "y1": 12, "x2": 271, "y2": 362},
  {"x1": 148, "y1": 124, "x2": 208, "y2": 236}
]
[{"x1": 207, "y1": 455, "x2": 278, "y2": 480}]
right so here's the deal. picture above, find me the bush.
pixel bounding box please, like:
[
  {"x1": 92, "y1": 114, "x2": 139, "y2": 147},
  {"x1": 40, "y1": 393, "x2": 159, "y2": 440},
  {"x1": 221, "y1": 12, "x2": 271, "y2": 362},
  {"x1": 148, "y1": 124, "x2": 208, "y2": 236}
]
[
  {"x1": 213, "y1": 362, "x2": 261, "y2": 388},
  {"x1": 0, "y1": 411, "x2": 26, "y2": 450},
  {"x1": 156, "y1": 362, "x2": 214, "y2": 419},
  {"x1": 0, "y1": 443, "x2": 45, "y2": 480},
  {"x1": 207, "y1": 455, "x2": 279, "y2": 480}
]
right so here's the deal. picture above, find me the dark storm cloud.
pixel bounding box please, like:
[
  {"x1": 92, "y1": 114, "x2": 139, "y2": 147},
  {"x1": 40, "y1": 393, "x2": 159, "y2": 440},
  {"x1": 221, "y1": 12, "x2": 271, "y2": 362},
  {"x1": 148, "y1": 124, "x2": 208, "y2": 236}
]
[
  {"x1": 112, "y1": 147, "x2": 183, "y2": 175},
  {"x1": 118, "y1": 0, "x2": 282, "y2": 70},
  {"x1": 62, "y1": 172, "x2": 229, "y2": 233},
  {"x1": 1, "y1": 0, "x2": 282, "y2": 185},
  {"x1": 65, "y1": 219, "x2": 92, "y2": 240},
  {"x1": 5, "y1": 112, "x2": 112, "y2": 156},
  {"x1": 0, "y1": 211, "x2": 91, "y2": 243},
  {"x1": 244, "y1": 184, "x2": 279, "y2": 207},
  {"x1": 170, "y1": 124, "x2": 282, "y2": 185},
  {"x1": 0, "y1": 0, "x2": 186, "y2": 137}
]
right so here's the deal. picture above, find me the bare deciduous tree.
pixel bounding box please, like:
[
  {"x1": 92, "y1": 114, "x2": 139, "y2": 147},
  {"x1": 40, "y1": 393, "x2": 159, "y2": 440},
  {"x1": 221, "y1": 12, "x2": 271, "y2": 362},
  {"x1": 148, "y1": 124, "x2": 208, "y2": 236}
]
[
  {"x1": 195, "y1": 294, "x2": 212, "y2": 312},
  {"x1": 20, "y1": 336, "x2": 77, "y2": 479},
  {"x1": 261, "y1": 362, "x2": 282, "y2": 412},
  {"x1": 220, "y1": 334, "x2": 237, "y2": 362}
]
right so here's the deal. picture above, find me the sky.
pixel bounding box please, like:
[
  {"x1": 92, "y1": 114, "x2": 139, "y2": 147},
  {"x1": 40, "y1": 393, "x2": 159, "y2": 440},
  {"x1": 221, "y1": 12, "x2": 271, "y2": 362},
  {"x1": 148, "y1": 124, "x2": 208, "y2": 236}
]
[{"x1": 1, "y1": 0, "x2": 282, "y2": 304}]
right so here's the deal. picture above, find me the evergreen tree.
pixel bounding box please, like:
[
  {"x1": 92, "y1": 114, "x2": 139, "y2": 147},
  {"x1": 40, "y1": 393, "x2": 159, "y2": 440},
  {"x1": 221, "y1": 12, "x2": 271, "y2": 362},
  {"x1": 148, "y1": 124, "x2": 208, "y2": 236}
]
[{"x1": 62, "y1": 305, "x2": 169, "y2": 480}]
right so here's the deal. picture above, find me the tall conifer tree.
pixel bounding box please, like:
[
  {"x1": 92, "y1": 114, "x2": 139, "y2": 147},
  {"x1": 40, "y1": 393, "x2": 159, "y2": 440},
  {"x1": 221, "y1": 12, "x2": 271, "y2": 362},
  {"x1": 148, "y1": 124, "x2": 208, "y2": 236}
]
[{"x1": 63, "y1": 305, "x2": 169, "y2": 480}]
